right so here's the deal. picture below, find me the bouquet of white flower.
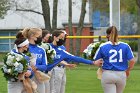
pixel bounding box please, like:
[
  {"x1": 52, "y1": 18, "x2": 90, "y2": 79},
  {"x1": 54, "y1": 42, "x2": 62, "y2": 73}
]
[
  {"x1": 83, "y1": 41, "x2": 104, "y2": 60},
  {"x1": 83, "y1": 41, "x2": 105, "y2": 80},
  {"x1": 1, "y1": 52, "x2": 28, "y2": 81},
  {"x1": 40, "y1": 42, "x2": 56, "y2": 64}
]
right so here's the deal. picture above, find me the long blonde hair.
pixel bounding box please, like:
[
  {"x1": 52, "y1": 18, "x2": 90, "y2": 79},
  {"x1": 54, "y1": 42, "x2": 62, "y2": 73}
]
[
  {"x1": 106, "y1": 26, "x2": 118, "y2": 45},
  {"x1": 22, "y1": 28, "x2": 42, "y2": 39}
]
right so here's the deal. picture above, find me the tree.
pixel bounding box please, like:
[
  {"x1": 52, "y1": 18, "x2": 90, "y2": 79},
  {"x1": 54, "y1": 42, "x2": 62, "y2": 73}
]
[
  {"x1": 0, "y1": 0, "x2": 10, "y2": 18},
  {"x1": 136, "y1": 0, "x2": 140, "y2": 64},
  {"x1": 68, "y1": 0, "x2": 73, "y2": 54},
  {"x1": 52, "y1": 0, "x2": 58, "y2": 31},
  {"x1": 15, "y1": 0, "x2": 58, "y2": 32},
  {"x1": 75, "y1": 0, "x2": 87, "y2": 56},
  {"x1": 41, "y1": 0, "x2": 52, "y2": 31}
]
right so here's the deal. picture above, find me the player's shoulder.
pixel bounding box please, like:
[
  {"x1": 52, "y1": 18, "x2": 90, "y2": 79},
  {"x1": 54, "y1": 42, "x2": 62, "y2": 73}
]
[
  {"x1": 37, "y1": 45, "x2": 46, "y2": 52},
  {"x1": 57, "y1": 45, "x2": 66, "y2": 50},
  {"x1": 118, "y1": 41, "x2": 129, "y2": 46},
  {"x1": 100, "y1": 41, "x2": 111, "y2": 47}
]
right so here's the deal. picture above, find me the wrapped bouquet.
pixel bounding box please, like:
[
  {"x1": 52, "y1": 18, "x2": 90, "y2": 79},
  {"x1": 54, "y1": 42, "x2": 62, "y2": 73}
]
[
  {"x1": 1, "y1": 52, "x2": 28, "y2": 81},
  {"x1": 40, "y1": 42, "x2": 56, "y2": 64},
  {"x1": 83, "y1": 42, "x2": 104, "y2": 60},
  {"x1": 1, "y1": 52, "x2": 38, "y2": 93},
  {"x1": 83, "y1": 41, "x2": 105, "y2": 79}
]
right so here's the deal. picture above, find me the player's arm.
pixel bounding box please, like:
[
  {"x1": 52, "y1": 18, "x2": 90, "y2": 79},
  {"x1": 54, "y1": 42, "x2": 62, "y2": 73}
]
[
  {"x1": 128, "y1": 58, "x2": 135, "y2": 70},
  {"x1": 60, "y1": 61, "x2": 76, "y2": 68},
  {"x1": 126, "y1": 45, "x2": 136, "y2": 77},
  {"x1": 126, "y1": 58, "x2": 135, "y2": 78},
  {"x1": 35, "y1": 49, "x2": 47, "y2": 71},
  {"x1": 63, "y1": 50, "x2": 102, "y2": 66}
]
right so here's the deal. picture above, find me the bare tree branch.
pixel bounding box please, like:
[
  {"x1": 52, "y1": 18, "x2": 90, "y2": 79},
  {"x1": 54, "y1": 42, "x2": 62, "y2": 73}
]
[{"x1": 16, "y1": 8, "x2": 43, "y2": 15}]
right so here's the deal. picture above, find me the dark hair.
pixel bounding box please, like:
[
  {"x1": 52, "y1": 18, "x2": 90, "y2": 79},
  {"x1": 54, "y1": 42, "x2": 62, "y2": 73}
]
[
  {"x1": 106, "y1": 26, "x2": 118, "y2": 45},
  {"x1": 16, "y1": 31, "x2": 24, "y2": 38},
  {"x1": 14, "y1": 31, "x2": 27, "y2": 47},
  {"x1": 42, "y1": 30, "x2": 50, "y2": 38},
  {"x1": 52, "y1": 30, "x2": 64, "y2": 38}
]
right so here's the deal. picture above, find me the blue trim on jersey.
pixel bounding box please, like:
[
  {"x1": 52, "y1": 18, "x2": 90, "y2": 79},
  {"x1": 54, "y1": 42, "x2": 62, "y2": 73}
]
[
  {"x1": 94, "y1": 41, "x2": 134, "y2": 71},
  {"x1": 29, "y1": 44, "x2": 47, "y2": 71}
]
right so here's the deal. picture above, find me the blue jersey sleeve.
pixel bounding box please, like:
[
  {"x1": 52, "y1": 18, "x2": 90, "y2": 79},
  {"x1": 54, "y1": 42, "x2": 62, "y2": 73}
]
[
  {"x1": 35, "y1": 49, "x2": 47, "y2": 71},
  {"x1": 46, "y1": 57, "x2": 64, "y2": 71},
  {"x1": 126, "y1": 45, "x2": 134, "y2": 60},
  {"x1": 62, "y1": 50, "x2": 93, "y2": 64},
  {"x1": 45, "y1": 50, "x2": 93, "y2": 71}
]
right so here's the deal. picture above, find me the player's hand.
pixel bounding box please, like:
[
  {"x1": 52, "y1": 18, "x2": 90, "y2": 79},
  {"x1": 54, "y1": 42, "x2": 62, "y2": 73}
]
[
  {"x1": 93, "y1": 59, "x2": 103, "y2": 67},
  {"x1": 31, "y1": 65, "x2": 37, "y2": 72},
  {"x1": 66, "y1": 64, "x2": 77, "y2": 69},
  {"x1": 125, "y1": 69, "x2": 130, "y2": 78},
  {"x1": 25, "y1": 70, "x2": 31, "y2": 77}
]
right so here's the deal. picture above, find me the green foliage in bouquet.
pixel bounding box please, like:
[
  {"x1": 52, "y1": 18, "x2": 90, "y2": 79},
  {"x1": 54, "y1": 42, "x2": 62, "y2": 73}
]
[
  {"x1": 1, "y1": 52, "x2": 28, "y2": 81},
  {"x1": 24, "y1": 51, "x2": 31, "y2": 57},
  {"x1": 83, "y1": 41, "x2": 105, "y2": 60}
]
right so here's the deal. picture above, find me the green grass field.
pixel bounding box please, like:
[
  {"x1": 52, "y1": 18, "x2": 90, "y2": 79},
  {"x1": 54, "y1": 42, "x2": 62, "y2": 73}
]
[{"x1": 0, "y1": 64, "x2": 140, "y2": 93}]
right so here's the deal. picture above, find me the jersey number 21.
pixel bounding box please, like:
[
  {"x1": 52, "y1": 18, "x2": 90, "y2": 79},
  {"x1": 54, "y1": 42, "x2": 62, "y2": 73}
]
[{"x1": 109, "y1": 49, "x2": 123, "y2": 63}]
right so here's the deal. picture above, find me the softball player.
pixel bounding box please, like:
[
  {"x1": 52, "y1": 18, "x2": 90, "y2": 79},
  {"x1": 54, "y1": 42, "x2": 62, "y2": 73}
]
[
  {"x1": 50, "y1": 43, "x2": 74, "y2": 93},
  {"x1": 22, "y1": 28, "x2": 65, "y2": 93},
  {"x1": 7, "y1": 32, "x2": 32, "y2": 93},
  {"x1": 22, "y1": 28, "x2": 48, "y2": 93},
  {"x1": 94, "y1": 26, "x2": 135, "y2": 93},
  {"x1": 42, "y1": 30, "x2": 75, "y2": 93},
  {"x1": 49, "y1": 30, "x2": 102, "y2": 93}
]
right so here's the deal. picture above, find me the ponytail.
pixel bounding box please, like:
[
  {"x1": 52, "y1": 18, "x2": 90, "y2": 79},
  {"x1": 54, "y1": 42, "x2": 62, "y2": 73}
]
[
  {"x1": 106, "y1": 26, "x2": 118, "y2": 45},
  {"x1": 22, "y1": 27, "x2": 42, "y2": 39},
  {"x1": 22, "y1": 28, "x2": 31, "y2": 38}
]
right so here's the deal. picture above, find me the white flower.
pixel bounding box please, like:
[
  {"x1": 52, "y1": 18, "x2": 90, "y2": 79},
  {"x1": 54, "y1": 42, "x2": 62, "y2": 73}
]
[
  {"x1": 88, "y1": 43, "x2": 94, "y2": 48},
  {"x1": 91, "y1": 44, "x2": 95, "y2": 48},
  {"x1": 15, "y1": 54, "x2": 23, "y2": 61},
  {"x1": 47, "y1": 50, "x2": 51, "y2": 53},
  {"x1": 83, "y1": 49, "x2": 88, "y2": 53},
  {"x1": 52, "y1": 49, "x2": 56, "y2": 55},
  {"x1": 87, "y1": 51, "x2": 91, "y2": 56},
  {"x1": 40, "y1": 43, "x2": 50, "y2": 50},
  {"x1": 14, "y1": 63, "x2": 23, "y2": 73},
  {"x1": 2, "y1": 65, "x2": 8, "y2": 73},
  {"x1": 51, "y1": 55, "x2": 55, "y2": 58},
  {"x1": 7, "y1": 69, "x2": 11, "y2": 73},
  {"x1": 6, "y1": 60, "x2": 14, "y2": 66},
  {"x1": 14, "y1": 62, "x2": 19, "y2": 67},
  {"x1": 7, "y1": 55, "x2": 14, "y2": 61}
]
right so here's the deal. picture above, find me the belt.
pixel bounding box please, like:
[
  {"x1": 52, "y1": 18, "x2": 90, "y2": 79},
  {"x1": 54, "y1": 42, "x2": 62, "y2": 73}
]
[
  {"x1": 57, "y1": 64, "x2": 65, "y2": 68},
  {"x1": 102, "y1": 69, "x2": 125, "y2": 72}
]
